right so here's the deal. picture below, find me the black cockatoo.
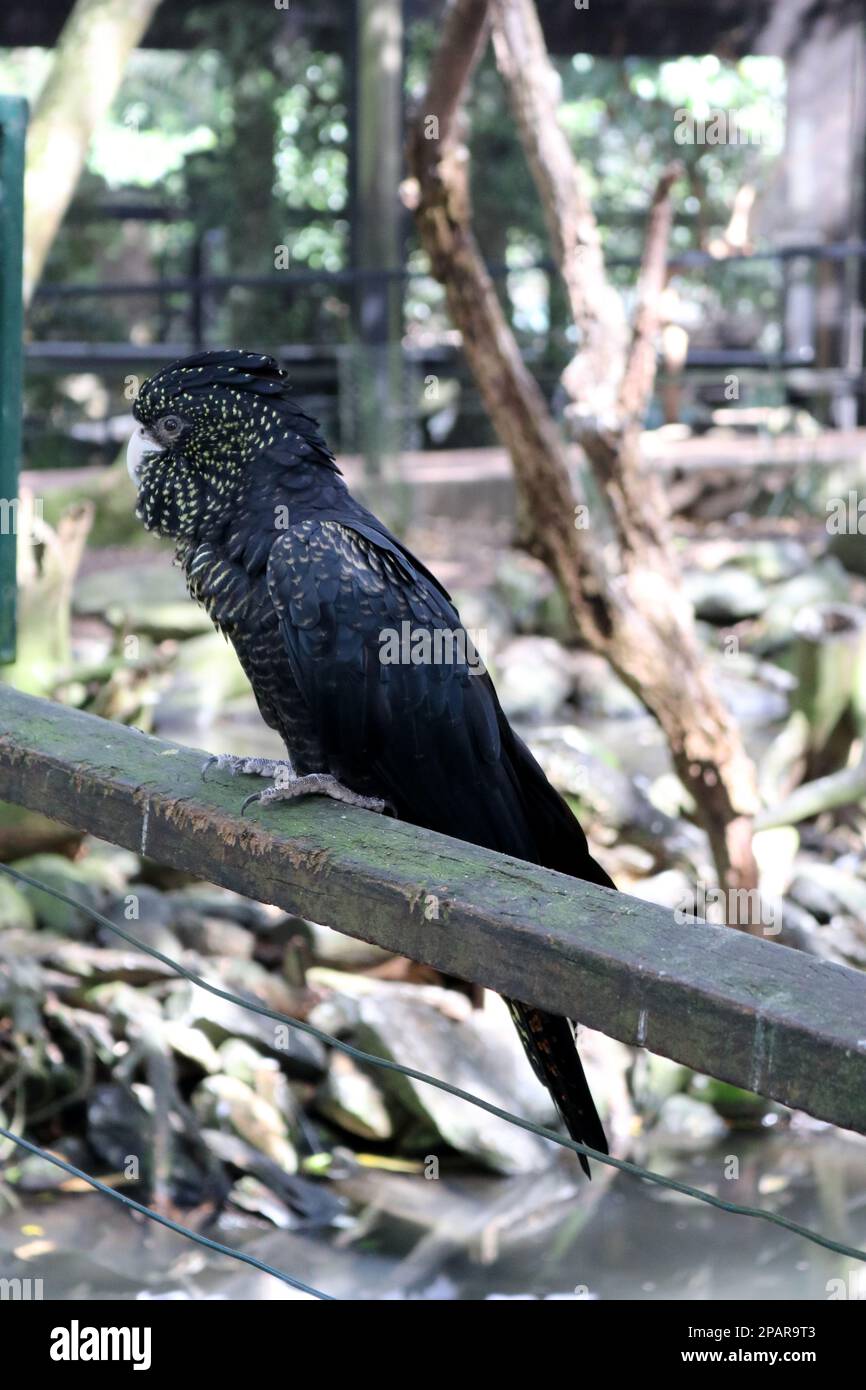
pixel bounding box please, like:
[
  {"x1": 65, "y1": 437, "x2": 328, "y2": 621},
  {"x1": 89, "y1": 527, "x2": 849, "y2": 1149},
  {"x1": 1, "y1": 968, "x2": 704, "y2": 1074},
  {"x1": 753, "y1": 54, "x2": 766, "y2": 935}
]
[{"x1": 127, "y1": 349, "x2": 615, "y2": 1174}]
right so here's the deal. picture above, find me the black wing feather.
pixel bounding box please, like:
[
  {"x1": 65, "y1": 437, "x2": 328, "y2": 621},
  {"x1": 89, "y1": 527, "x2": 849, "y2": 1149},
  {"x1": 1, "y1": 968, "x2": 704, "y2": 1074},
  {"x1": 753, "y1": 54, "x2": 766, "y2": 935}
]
[{"x1": 267, "y1": 515, "x2": 613, "y2": 1166}]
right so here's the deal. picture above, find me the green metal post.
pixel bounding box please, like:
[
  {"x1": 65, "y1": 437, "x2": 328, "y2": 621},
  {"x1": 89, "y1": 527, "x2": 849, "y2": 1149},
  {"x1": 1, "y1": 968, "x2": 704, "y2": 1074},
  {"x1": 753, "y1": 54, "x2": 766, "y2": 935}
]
[
  {"x1": 0, "y1": 96, "x2": 27, "y2": 665},
  {"x1": 351, "y1": 0, "x2": 405, "y2": 477}
]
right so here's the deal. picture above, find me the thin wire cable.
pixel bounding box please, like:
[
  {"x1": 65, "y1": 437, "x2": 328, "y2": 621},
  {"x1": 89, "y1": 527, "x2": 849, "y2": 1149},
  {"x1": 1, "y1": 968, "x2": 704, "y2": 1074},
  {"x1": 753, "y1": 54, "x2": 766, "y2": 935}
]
[
  {"x1": 0, "y1": 1123, "x2": 333, "y2": 1300},
  {"x1": 2, "y1": 861, "x2": 865, "y2": 1264}
]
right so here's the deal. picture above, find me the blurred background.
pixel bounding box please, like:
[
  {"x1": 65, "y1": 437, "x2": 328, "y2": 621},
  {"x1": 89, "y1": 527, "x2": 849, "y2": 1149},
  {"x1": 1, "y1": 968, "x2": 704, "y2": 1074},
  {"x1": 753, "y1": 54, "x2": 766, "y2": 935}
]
[{"x1": 1, "y1": 0, "x2": 866, "y2": 1302}]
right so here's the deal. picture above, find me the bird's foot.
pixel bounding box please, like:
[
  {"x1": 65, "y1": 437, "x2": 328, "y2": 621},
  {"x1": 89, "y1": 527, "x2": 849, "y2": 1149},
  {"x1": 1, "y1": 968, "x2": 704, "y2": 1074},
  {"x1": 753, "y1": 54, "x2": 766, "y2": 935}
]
[
  {"x1": 201, "y1": 753, "x2": 294, "y2": 783},
  {"x1": 240, "y1": 773, "x2": 389, "y2": 816},
  {"x1": 202, "y1": 753, "x2": 388, "y2": 815}
]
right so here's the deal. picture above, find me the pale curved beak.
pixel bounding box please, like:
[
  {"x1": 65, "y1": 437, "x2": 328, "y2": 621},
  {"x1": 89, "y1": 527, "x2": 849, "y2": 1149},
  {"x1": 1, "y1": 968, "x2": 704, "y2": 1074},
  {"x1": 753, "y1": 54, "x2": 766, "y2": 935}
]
[{"x1": 126, "y1": 426, "x2": 164, "y2": 488}]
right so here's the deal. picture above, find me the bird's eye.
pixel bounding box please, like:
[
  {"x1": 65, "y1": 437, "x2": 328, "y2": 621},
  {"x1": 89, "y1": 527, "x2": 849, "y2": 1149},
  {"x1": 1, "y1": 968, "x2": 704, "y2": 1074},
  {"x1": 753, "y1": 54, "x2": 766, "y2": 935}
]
[{"x1": 159, "y1": 414, "x2": 184, "y2": 439}]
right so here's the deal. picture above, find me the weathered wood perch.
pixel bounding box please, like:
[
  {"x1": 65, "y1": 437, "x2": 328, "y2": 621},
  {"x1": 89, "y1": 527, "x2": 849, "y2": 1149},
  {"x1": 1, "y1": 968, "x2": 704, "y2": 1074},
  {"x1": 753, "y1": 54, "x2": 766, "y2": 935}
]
[{"x1": 2, "y1": 687, "x2": 866, "y2": 1134}]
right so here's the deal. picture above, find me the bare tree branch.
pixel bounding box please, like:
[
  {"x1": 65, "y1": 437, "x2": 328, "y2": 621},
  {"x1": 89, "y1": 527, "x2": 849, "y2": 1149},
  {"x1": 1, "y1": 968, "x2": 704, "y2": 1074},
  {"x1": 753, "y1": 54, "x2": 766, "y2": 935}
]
[
  {"x1": 410, "y1": 0, "x2": 489, "y2": 155},
  {"x1": 618, "y1": 160, "x2": 683, "y2": 425},
  {"x1": 408, "y1": 0, "x2": 761, "y2": 900},
  {"x1": 489, "y1": 0, "x2": 627, "y2": 427},
  {"x1": 23, "y1": 0, "x2": 163, "y2": 308}
]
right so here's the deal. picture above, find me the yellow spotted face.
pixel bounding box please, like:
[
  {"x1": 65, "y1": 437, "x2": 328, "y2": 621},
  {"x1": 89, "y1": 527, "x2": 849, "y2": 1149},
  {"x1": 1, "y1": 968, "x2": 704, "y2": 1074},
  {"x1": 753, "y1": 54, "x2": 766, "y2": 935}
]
[{"x1": 129, "y1": 350, "x2": 292, "y2": 538}]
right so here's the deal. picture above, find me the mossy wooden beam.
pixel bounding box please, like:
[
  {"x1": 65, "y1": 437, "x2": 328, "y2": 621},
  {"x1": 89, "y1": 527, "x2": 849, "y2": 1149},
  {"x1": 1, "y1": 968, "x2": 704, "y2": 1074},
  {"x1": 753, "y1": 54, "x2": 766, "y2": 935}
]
[{"x1": 2, "y1": 686, "x2": 866, "y2": 1133}]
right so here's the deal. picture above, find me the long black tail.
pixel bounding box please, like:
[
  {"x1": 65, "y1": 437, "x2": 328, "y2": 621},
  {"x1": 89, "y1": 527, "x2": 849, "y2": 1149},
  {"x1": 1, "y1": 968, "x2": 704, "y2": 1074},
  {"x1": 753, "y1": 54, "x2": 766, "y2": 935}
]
[
  {"x1": 506, "y1": 1000, "x2": 608, "y2": 1178},
  {"x1": 499, "y1": 726, "x2": 616, "y2": 1176}
]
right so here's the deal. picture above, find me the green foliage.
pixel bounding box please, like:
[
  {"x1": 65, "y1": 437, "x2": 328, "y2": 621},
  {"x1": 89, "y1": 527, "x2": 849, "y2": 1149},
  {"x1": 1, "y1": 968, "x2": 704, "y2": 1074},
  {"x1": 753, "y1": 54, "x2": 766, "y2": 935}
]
[
  {"x1": 1, "y1": 17, "x2": 787, "y2": 445},
  {"x1": 405, "y1": 27, "x2": 784, "y2": 346}
]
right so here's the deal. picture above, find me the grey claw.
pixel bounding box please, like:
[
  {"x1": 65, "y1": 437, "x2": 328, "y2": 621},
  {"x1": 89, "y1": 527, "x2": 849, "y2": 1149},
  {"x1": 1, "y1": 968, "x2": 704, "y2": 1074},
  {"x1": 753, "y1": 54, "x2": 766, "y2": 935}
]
[
  {"x1": 240, "y1": 791, "x2": 262, "y2": 816},
  {"x1": 201, "y1": 755, "x2": 219, "y2": 783}
]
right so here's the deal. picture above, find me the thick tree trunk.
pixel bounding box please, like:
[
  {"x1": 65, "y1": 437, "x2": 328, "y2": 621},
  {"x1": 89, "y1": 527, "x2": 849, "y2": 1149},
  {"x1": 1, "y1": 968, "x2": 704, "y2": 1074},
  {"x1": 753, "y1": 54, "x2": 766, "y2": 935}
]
[
  {"x1": 405, "y1": 0, "x2": 760, "y2": 904},
  {"x1": 23, "y1": 0, "x2": 163, "y2": 307}
]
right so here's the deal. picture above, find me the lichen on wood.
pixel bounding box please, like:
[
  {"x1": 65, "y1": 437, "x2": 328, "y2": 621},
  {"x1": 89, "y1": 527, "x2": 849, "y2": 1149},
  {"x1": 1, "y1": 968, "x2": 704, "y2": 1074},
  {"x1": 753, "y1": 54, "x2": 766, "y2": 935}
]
[{"x1": 1, "y1": 688, "x2": 866, "y2": 1136}]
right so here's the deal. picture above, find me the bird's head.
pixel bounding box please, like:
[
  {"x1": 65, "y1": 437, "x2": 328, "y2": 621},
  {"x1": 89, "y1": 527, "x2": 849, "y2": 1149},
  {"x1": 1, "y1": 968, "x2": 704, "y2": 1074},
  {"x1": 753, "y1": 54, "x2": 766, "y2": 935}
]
[{"x1": 127, "y1": 349, "x2": 335, "y2": 539}]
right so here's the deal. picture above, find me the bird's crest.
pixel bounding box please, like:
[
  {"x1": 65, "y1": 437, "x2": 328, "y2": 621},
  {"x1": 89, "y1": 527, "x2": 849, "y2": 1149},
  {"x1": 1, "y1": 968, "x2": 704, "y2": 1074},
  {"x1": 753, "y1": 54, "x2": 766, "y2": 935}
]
[{"x1": 137, "y1": 349, "x2": 289, "y2": 406}]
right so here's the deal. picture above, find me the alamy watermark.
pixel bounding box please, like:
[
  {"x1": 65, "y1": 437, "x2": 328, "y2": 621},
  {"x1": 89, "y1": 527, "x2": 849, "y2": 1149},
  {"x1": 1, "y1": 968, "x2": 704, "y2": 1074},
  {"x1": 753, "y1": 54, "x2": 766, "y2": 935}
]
[
  {"x1": 0, "y1": 1276, "x2": 43, "y2": 1300},
  {"x1": 674, "y1": 108, "x2": 768, "y2": 146},
  {"x1": 379, "y1": 621, "x2": 487, "y2": 673},
  {"x1": 50, "y1": 1321, "x2": 151, "y2": 1370},
  {"x1": 675, "y1": 883, "x2": 780, "y2": 935},
  {"x1": 827, "y1": 1272, "x2": 866, "y2": 1300},
  {"x1": 826, "y1": 492, "x2": 865, "y2": 534},
  {"x1": 0, "y1": 497, "x2": 43, "y2": 534}
]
